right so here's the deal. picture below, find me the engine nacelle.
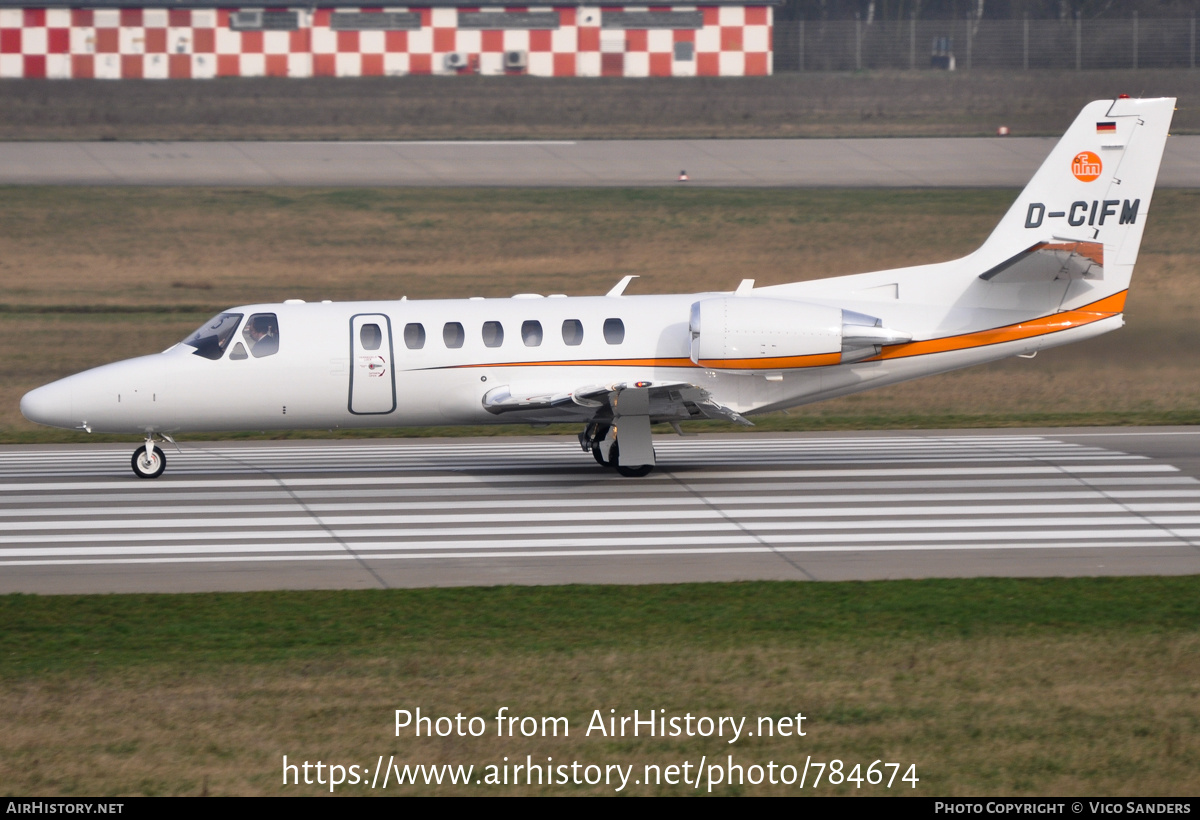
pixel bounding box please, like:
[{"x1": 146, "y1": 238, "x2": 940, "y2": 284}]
[{"x1": 688, "y1": 297, "x2": 911, "y2": 370}]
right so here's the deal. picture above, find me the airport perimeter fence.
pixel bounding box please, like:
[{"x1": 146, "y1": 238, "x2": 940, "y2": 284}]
[{"x1": 773, "y1": 16, "x2": 1199, "y2": 72}]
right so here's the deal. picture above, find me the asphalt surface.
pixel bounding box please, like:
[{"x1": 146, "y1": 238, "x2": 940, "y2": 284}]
[
  {"x1": 3, "y1": 136, "x2": 1199, "y2": 186},
  {"x1": 3, "y1": 428, "x2": 1199, "y2": 594}
]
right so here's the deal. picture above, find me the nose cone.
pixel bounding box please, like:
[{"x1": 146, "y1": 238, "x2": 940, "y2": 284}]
[
  {"x1": 22, "y1": 355, "x2": 176, "y2": 434},
  {"x1": 20, "y1": 378, "x2": 77, "y2": 429}
]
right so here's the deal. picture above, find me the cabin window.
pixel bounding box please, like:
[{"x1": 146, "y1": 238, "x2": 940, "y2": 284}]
[
  {"x1": 521, "y1": 320, "x2": 543, "y2": 347},
  {"x1": 404, "y1": 323, "x2": 426, "y2": 350},
  {"x1": 360, "y1": 323, "x2": 383, "y2": 351},
  {"x1": 243, "y1": 313, "x2": 279, "y2": 358},
  {"x1": 182, "y1": 312, "x2": 243, "y2": 360},
  {"x1": 562, "y1": 319, "x2": 583, "y2": 346},
  {"x1": 443, "y1": 322, "x2": 465, "y2": 349},
  {"x1": 482, "y1": 321, "x2": 504, "y2": 348},
  {"x1": 603, "y1": 318, "x2": 625, "y2": 345}
]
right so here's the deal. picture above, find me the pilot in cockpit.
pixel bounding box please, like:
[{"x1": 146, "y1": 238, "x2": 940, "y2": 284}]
[{"x1": 244, "y1": 314, "x2": 279, "y2": 357}]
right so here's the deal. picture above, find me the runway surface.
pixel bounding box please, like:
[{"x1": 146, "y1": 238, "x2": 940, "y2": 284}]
[
  {"x1": 3, "y1": 428, "x2": 1200, "y2": 594},
  {"x1": 4, "y1": 136, "x2": 1200, "y2": 187}
]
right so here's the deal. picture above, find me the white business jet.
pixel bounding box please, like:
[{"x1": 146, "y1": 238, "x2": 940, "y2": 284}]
[{"x1": 21, "y1": 97, "x2": 1175, "y2": 478}]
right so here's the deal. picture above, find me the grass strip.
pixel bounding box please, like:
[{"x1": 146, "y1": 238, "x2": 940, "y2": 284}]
[
  {"x1": 5, "y1": 577, "x2": 1200, "y2": 678},
  {"x1": 4, "y1": 579, "x2": 1200, "y2": 796},
  {"x1": 5, "y1": 411, "x2": 1200, "y2": 445}
]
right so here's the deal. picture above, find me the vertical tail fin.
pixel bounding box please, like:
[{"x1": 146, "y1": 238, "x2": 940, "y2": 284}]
[{"x1": 974, "y1": 97, "x2": 1174, "y2": 304}]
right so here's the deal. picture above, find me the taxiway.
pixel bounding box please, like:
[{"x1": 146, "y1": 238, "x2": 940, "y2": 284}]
[{"x1": 3, "y1": 136, "x2": 1200, "y2": 186}]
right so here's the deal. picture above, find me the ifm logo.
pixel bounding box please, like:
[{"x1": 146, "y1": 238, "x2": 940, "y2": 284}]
[{"x1": 1072, "y1": 151, "x2": 1102, "y2": 182}]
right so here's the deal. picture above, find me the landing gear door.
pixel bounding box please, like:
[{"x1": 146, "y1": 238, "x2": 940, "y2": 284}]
[{"x1": 349, "y1": 314, "x2": 396, "y2": 415}]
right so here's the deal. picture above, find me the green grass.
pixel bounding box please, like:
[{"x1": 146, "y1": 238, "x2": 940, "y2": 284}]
[
  {"x1": 5, "y1": 578, "x2": 1200, "y2": 678},
  {"x1": 4, "y1": 579, "x2": 1199, "y2": 795}
]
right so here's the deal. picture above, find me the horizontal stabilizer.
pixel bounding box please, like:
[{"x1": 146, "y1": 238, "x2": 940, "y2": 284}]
[{"x1": 979, "y1": 241, "x2": 1104, "y2": 284}]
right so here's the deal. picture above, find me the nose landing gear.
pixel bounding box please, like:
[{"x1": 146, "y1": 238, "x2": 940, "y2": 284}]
[
  {"x1": 131, "y1": 433, "x2": 172, "y2": 479},
  {"x1": 132, "y1": 443, "x2": 165, "y2": 479}
]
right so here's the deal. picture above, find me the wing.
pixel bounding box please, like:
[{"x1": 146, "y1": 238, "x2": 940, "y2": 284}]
[{"x1": 481, "y1": 380, "x2": 752, "y2": 426}]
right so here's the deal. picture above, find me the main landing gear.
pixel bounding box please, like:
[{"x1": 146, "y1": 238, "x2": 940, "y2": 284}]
[
  {"x1": 579, "y1": 422, "x2": 655, "y2": 477},
  {"x1": 131, "y1": 433, "x2": 174, "y2": 479}
]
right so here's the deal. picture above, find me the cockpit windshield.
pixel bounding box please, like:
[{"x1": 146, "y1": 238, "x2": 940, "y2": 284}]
[{"x1": 182, "y1": 313, "x2": 244, "y2": 360}]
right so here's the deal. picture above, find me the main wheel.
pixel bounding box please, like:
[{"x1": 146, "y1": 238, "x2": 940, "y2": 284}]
[
  {"x1": 592, "y1": 441, "x2": 610, "y2": 467},
  {"x1": 131, "y1": 444, "x2": 166, "y2": 479},
  {"x1": 610, "y1": 441, "x2": 654, "y2": 477}
]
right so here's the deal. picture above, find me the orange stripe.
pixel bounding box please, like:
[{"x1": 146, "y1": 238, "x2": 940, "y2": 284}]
[
  {"x1": 869, "y1": 290, "x2": 1127, "y2": 362},
  {"x1": 1078, "y1": 290, "x2": 1127, "y2": 313}
]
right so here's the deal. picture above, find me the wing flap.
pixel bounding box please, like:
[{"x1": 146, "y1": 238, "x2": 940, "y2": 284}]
[{"x1": 481, "y1": 380, "x2": 752, "y2": 426}]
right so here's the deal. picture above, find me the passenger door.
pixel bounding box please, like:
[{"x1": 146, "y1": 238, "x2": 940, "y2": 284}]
[{"x1": 349, "y1": 314, "x2": 397, "y2": 415}]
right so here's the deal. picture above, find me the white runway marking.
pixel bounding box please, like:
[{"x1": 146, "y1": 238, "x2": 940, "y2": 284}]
[
  {"x1": 3, "y1": 541, "x2": 1194, "y2": 568},
  {"x1": 6, "y1": 497, "x2": 1200, "y2": 520},
  {"x1": 2, "y1": 434, "x2": 1198, "y2": 583}
]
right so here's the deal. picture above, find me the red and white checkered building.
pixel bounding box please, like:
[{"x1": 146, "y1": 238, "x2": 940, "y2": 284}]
[{"x1": 0, "y1": 2, "x2": 773, "y2": 78}]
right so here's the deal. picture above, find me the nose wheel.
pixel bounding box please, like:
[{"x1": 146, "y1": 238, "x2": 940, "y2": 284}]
[{"x1": 131, "y1": 441, "x2": 166, "y2": 479}]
